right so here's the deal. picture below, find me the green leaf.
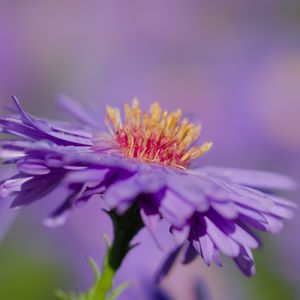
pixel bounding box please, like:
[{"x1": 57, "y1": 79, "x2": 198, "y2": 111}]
[
  {"x1": 55, "y1": 290, "x2": 77, "y2": 300},
  {"x1": 55, "y1": 289, "x2": 93, "y2": 300},
  {"x1": 88, "y1": 258, "x2": 100, "y2": 284},
  {"x1": 103, "y1": 234, "x2": 112, "y2": 249},
  {"x1": 106, "y1": 282, "x2": 130, "y2": 300},
  {"x1": 55, "y1": 290, "x2": 71, "y2": 300}
]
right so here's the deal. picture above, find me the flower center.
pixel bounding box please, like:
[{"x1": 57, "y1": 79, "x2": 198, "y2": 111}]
[{"x1": 105, "y1": 99, "x2": 212, "y2": 168}]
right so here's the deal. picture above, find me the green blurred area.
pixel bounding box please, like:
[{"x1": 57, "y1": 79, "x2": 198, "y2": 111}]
[
  {"x1": 238, "y1": 238, "x2": 297, "y2": 300},
  {"x1": 1, "y1": 227, "x2": 298, "y2": 300},
  {"x1": 0, "y1": 220, "x2": 71, "y2": 300}
]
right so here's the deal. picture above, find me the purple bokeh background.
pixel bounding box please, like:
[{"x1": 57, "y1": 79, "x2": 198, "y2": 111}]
[{"x1": 0, "y1": 2, "x2": 299, "y2": 300}]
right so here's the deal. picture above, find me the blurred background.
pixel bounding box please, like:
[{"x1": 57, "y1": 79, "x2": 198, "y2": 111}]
[{"x1": 0, "y1": 1, "x2": 299, "y2": 300}]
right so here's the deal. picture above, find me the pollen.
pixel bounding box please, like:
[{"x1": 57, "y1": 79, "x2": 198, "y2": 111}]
[{"x1": 105, "y1": 98, "x2": 212, "y2": 168}]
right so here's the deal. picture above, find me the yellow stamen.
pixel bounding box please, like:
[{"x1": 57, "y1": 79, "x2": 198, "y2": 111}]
[{"x1": 104, "y1": 98, "x2": 212, "y2": 168}]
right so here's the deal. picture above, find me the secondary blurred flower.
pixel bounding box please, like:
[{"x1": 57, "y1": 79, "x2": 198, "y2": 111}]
[
  {"x1": 0, "y1": 96, "x2": 297, "y2": 277},
  {"x1": 143, "y1": 279, "x2": 211, "y2": 300}
]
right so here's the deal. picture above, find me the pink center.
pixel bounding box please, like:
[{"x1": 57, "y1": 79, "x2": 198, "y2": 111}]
[{"x1": 115, "y1": 127, "x2": 188, "y2": 167}]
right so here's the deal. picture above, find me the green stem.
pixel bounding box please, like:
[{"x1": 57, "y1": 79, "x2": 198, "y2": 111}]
[{"x1": 93, "y1": 206, "x2": 143, "y2": 300}]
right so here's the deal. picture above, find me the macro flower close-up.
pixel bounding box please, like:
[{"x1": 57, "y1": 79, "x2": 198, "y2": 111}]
[
  {"x1": 0, "y1": 2, "x2": 299, "y2": 300},
  {"x1": 0, "y1": 96, "x2": 297, "y2": 299}
]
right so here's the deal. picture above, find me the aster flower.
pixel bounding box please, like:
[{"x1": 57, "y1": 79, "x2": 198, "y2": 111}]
[{"x1": 0, "y1": 96, "x2": 296, "y2": 283}]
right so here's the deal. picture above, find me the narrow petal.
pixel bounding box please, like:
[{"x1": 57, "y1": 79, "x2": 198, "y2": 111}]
[
  {"x1": 44, "y1": 182, "x2": 93, "y2": 227},
  {"x1": 140, "y1": 198, "x2": 161, "y2": 248},
  {"x1": 234, "y1": 246, "x2": 255, "y2": 276},
  {"x1": 211, "y1": 200, "x2": 238, "y2": 219},
  {"x1": 166, "y1": 172, "x2": 209, "y2": 212},
  {"x1": 170, "y1": 225, "x2": 190, "y2": 245},
  {"x1": 236, "y1": 204, "x2": 269, "y2": 231},
  {"x1": 155, "y1": 246, "x2": 182, "y2": 283},
  {"x1": 159, "y1": 189, "x2": 194, "y2": 228},
  {"x1": 103, "y1": 174, "x2": 140, "y2": 212},
  {"x1": 198, "y1": 166, "x2": 297, "y2": 191},
  {"x1": 212, "y1": 248, "x2": 223, "y2": 267},
  {"x1": 269, "y1": 203, "x2": 296, "y2": 219},
  {"x1": 205, "y1": 216, "x2": 240, "y2": 257},
  {"x1": 11, "y1": 172, "x2": 65, "y2": 208},
  {"x1": 0, "y1": 97, "x2": 93, "y2": 146},
  {"x1": 182, "y1": 243, "x2": 198, "y2": 264},
  {"x1": 64, "y1": 169, "x2": 109, "y2": 184},
  {"x1": 1, "y1": 176, "x2": 33, "y2": 196},
  {"x1": 199, "y1": 234, "x2": 214, "y2": 266},
  {"x1": 230, "y1": 224, "x2": 260, "y2": 249},
  {"x1": 17, "y1": 160, "x2": 50, "y2": 175},
  {"x1": 262, "y1": 214, "x2": 284, "y2": 233},
  {"x1": 57, "y1": 94, "x2": 100, "y2": 128}
]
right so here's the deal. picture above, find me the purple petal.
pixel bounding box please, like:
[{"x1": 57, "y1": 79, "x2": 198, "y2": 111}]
[
  {"x1": 236, "y1": 204, "x2": 269, "y2": 231},
  {"x1": 170, "y1": 225, "x2": 190, "y2": 244},
  {"x1": 17, "y1": 160, "x2": 50, "y2": 175},
  {"x1": 204, "y1": 216, "x2": 240, "y2": 257},
  {"x1": 64, "y1": 169, "x2": 109, "y2": 184},
  {"x1": 190, "y1": 172, "x2": 276, "y2": 213},
  {"x1": 182, "y1": 244, "x2": 198, "y2": 264},
  {"x1": 0, "y1": 97, "x2": 93, "y2": 146},
  {"x1": 211, "y1": 200, "x2": 238, "y2": 219},
  {"x1": 1, "y1": 176, "x2": 33, "y2": 197},
  {"x1": 199, "y1": 234, "x2": 214, "y2": 266},
  {"x1": 104, "y1": 173, "x2": 141, "y2": 212},
  {"x1": 212, "y1": 249, "x2": 223, "y2": 267},
  {"x1": 43, "y1": 189, "x2": 79, "y2": 228},
  {"x1": 104, "y1": 167, "x2": 165, "y2": 213},
  {"x1": 230, "y1": 224, "x2": 260, "y2": 249},
  {"x1": 56, "y1": 94, "x2": 101, "y2": 128},
  {"x1": 137, "y1": 167, "x2": 166, "y2": 193},
  {"x1": 0, "y1": 140, "x2": 27, "y2": 159},
  {"x1": 198, "y1": 166, "x2": 297, "y2": 191},
  {"x1": 11, "y1": 172, "x2": 65, "y2": 208},
  {"x1": 140, "y1": 198, "x2": 161, "y2": 247},
  {"x1": 159, "y1": 189, "x2": 194, "y2": 228},
  {"x1": 269, "y1": 203, "x2": 296, "y2": 219},
  {"x1": 227, "y1": 184, "x2": 276, "y2": 213},
  {"x1": 238, "y1": 214, "x2": 269, "y2": 232},
  {"x1": 272, "y1": 195, "x2": 298, "y2": 209},
  {"x1": 262, "y1": 214, "x2": 284, "y2": 233},
  {"x1": 166, "y1": 171, "x2": 209, "y2": 212},
  {"x1": 234, "y1": 246, "x2": 255, "y2": 276},
  {"x1": 155, "y1": 246, "x2": 182, "y2": 283}
]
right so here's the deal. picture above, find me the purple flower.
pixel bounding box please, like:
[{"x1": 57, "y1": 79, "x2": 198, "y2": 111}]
[{"x1": 0, "y1": 96, "x2": 297, "y2": 276}]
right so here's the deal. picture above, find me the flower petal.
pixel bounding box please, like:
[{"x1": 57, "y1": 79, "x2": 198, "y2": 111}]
[
  {"x1": 57, "y1": 94, "x2": 101, "y2": 128},
  {"x1": 198, "y1": 166, "x2": 297, "y2": 191},
  {"x1": 204, "y1": 216, "x2": 240, "y2": 257},
  {"x1": 166, "y1": 172, "x2": 209, "y2": 212},
  {"x1": 155, "y1": 246, "x2": 182, "y2": 283},
  {"x1": 234, "y1": 246, "x2": 255, "y2": 276},
  {"x1": 159, "y1": 189, "x2": 194, "y2": 228},
  {"x1": 199, "y1": 234, "x2": 214, "y2": 266}
]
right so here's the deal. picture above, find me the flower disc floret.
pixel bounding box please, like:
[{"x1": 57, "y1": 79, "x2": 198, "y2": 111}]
[{"x1": 105, "y1": 99, "x2": 212, "y2": 168}]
